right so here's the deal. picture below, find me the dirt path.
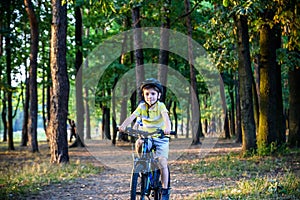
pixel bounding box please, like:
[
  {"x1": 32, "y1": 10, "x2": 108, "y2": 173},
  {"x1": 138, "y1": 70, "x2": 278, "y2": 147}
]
[{"x1": 25, "y1": 138, "x2": 242, "y2": 200}]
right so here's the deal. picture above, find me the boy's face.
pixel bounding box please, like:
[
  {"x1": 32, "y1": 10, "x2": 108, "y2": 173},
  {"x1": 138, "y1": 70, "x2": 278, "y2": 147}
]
[{"x1": 143, "y1": 88, "x2": 160, "y2": 106}]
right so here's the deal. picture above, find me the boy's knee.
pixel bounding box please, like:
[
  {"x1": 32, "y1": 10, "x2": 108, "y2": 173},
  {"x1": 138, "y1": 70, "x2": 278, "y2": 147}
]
[{"x1": 158, "y1": 157, "x2": 168, "y2": 169}]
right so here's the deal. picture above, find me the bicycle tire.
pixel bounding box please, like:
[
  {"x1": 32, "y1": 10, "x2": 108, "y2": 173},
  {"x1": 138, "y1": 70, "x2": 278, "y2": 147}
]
[
  {"x1": 153, "y1": 167, "x2": 171, "y2": 200},
  {"x1": 130, "y1": 163, "x2": 148, "y2": 200},
  {"x1": 153, "y1": 169, "x2": 160, "y2": 200}
]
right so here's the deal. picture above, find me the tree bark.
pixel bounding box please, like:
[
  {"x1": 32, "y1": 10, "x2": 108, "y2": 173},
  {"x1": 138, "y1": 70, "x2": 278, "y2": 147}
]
[
  {"x1": 235, "y1": 76, "x2": 242, "y2": 143},
  {"x1": 158, "y1": 0, "x2": 171, "y2": 103},
  {"x1": 185, "y1": 0, "x2": 202, "y2": 145},
  {"x1": 274, "y1": 26, "x2": 286, "y2": 145},
  {"x1": 84, "y1": 60, "x2": 91, "y2": 140},
  {"x1": 220, "y1": 73, "x2": 230, "y2": 139},
  {"x1": 228, "y1": 76, "x2": 235, "y2": 136},
  {"x1": 112, "y1": 79, "x2": 117, "y2": 145},
  {"x1": 71, "y1": 5, "x2": 85, "y2": 147},
  {"x1": 118, "y1": 19, "x2": 130, "y2": 141},
  {"x1": 48, "y1": 0, "x2": 69, "y2": 163},
  {"x1": 1, "y1": 94, "x2": 7, "y2": 142},
  {"x1": 258, "y1": 21, "x2": 280, "y2": 150},
  {"x1": 132, "y1": 5, "x2": 145, "y2": 100},
  {"x1": 288, "y1": 66, "x2": 300, "y2": 147},
  {"x1": 173, "y1": 101, "x2": 178, "y2": 136},
  {"x1": 5, "y1": 0, "x2": 14, "y2": 150},
  {"x1": 21, "y1": 78, "x2": 29, "y2": 146},
  {"x1": 25, "y1": 0, "x2": 39, "y2": 152},
  {"x1": 84, "y1": 13, "x2": 91, "y2": 140},
  {"x1": 235, "y1": 15, "x2": 256, "y2": 151}
]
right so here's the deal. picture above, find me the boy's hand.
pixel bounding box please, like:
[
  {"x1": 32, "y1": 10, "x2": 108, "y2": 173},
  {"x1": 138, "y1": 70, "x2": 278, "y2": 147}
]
[
  {"x1": 164, "y1": 128, "x2": 171, "y2": 135},
  {"x1": 118, "y1": 125, "x2": 125, "y2": 132}
]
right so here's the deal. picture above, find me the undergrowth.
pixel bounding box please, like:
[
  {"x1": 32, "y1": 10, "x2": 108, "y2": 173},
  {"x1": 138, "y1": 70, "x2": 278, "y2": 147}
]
[
  {"x1": 0, "y1": 142, "x2": 103, "y2": 199},
  {"x1": 192, "y1": 149, "x2": 300, "y2": 199}
]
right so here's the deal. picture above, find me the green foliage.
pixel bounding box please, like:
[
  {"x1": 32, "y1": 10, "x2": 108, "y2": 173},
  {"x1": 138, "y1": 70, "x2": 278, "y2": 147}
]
[{"x1": 257, "y1": 142, "x2": 290, "y2": 157}]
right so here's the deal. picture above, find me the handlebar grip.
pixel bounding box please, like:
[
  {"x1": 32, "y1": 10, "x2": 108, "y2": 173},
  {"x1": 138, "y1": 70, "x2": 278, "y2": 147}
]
[{"x1": 170, "y1": 131, "x2": 176, "y2": 135}]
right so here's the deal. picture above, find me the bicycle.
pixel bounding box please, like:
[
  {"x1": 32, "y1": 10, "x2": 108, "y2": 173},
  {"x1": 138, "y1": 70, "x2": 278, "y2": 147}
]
[{"x1": 118, "y1": 127, "x2": 176, "y2": 200}]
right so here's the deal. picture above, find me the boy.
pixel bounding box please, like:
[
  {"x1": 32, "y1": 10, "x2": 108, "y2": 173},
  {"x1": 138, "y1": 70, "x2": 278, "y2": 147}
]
[{"x1": 119, "y1": 78, "x2": 171, "y2": 200}]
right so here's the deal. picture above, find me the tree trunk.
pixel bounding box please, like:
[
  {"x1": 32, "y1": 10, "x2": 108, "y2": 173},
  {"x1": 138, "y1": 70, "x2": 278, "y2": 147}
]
[
  {"x1": 258, "y1": 21, "x2": 280, "y2": 151},
  {"x1": 25, "y1": 0, "x2": 39, "y2": 152},
  {"x1": 220, "y1": 73, "x2": 230, "y2": 139},
  {"x1": 21, "y1": 78, "x2": 29, "y2": 146},
  {"x1": 119, "y1": 79, "x2": 128, "y2": 141},
  {"x1": 288, "y1": 66, "x2": 300, "y2": 147},
  {"x1": 41, "y1": 41, "x2": 49, "y2": 140},
  {"x1": 84, "y1": 80, "x2": 91, "y2": 140},
  {"x1": 173, "y1": 101, "x2": 178, "y2": 137},
  {"x1": 158, "y1": 0, "x2": 171, "y2": 102},
  {"x1": 228, "y1": 78, "x2": 235, "y2": 136},
  {"x1": 235, "y1": 15, "x2": 256, "y2": 151},
  {"x1": 253, "y1": 54, "x2": 260, "y2": 131},
  {"x1": 48, "y1": 0, "x2": 69, "y2": 163},
  {"x1": 118, "y1": 19, "x2": 130, "y2": 141},
  {"x1": 0, "y1": 15, "x2": 6, "y2": 142},
  {"x1": 185, "y1": 0, "x2": 202, "y2": 145},
  {"x1": 235, "y1": 76, "x2": 242, "y2": 143},
  {"x1": 103, "y1": 105, "x2": 111, "y2": 140},
  {"x1": 112, "y1": 80, "x2": 117, "y2": 145},
  {"x1": 132, "y1": 5, "x2": 145, "y2": 100},
  {"x1": 252, "y1": 76, "x2": 259, "y2": 131},
  {"x1": 71, "y1": 5, "x2": 85, "y2": 147},
  {"x1": 84, "y1": 15, "x2": 91, "y2": 140},
  {"x1": 6, "y1": 0, "x2": 14, "y2": 150},
  {"x1": 274, "y1": 26, "x2": 286, "y2": 145},
  {"x1": 1, "y1": 94, "x2": 7, "y2": 142}
]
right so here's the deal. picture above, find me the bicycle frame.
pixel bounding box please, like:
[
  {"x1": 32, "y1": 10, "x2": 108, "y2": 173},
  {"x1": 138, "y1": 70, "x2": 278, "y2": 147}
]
[
  {"x1": 132, "y1": 134, "x2": 162, "y2": 198},
  {"x1": 118, "y1": 127, "x2": 175, "y2": 200}
]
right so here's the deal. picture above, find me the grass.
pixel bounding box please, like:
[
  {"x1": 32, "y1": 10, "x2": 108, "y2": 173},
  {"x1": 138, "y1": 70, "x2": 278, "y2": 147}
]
[
  {"x1": 0, "y1": 142, "x2": 103, "y2": 199},
  {"x1": 1, "y1": 139, "x2": 300, "y2": 199},
  {"x1": 191, "y1": 150, "x2": 300, "y2": 199}
]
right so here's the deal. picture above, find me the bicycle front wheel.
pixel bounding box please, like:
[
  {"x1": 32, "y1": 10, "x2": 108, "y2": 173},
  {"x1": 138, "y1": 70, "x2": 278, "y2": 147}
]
[{"x1": 130, "y1": 163, "x2": 148, "y2": 200}]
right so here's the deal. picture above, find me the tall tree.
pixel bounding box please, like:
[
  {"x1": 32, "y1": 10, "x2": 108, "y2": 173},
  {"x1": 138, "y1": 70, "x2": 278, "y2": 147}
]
[
  {"x1": 5, "y1": 0, "x2": 14, "y2": 150},
  {"x1": 234, "y1": 14, "x2": 256, "y2": 152},
  {"x1": 21, "y1": 78, "x2": 29, "y2": 146},
  {"x1": 132, "y1": 4, "x2": 145, "y2": 97},
  {"x1": 274, "y1": 25, "x2": 286, "y2": 145},
  {"x1": 48, "y1": 0, "x2": 69, "y2": 163},
  {"x1": 219, "y1": 73, "x2": 230, "y2": 139},
  {"x1": 84, "y1": 59, "x2": 91, "y2": 140},
  {"x1": 118, "y1": 18, "x2": 130, "y2": 141},
  {"x1": 158, "y1": 0, "x2": 171, "y2": 102},
  {"x1": 24, "y1": 0, "x2": 39, "y2": 152},
  {"x1": 257, "y1": 8, "x2": 283, "y2": 152},
  {"x1": 184, "y1": 0, "x2": 202, "y2": 145},
  {"x1": 288, "y1": 66, "x2": 300, "y2": 147},
  {"x1": 1, "y1": 93, "x2": 7, "y2": 142},
  {"x1": 286, "y1": 0, "x2": 300, "y2": 147},
  {"x1": 70, "y1": 2, "x2": 85, "y2": 147},
  {"x1": 0, "y1": 1, "x2": 7, "y2": 143}
]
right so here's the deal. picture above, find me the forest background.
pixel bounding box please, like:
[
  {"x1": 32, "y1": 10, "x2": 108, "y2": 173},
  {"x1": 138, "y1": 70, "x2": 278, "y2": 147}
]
[
  {"x1": 0, "y1": 0, "x2": 300, "y2": 183},
  {"x1": 0, "y1": 0, "x2": 300, "y2": 198}
]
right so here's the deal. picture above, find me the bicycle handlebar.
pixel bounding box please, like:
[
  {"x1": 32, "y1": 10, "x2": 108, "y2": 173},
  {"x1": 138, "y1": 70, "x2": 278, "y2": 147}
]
[{"x1": 117, "y1": 127, "x2": 176, "y2": 138}]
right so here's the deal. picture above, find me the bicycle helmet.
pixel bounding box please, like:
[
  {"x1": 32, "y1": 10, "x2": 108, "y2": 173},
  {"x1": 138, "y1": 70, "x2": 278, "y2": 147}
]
[{"x1": 140, "y1": 78, "x2": 163, "y2": 95}]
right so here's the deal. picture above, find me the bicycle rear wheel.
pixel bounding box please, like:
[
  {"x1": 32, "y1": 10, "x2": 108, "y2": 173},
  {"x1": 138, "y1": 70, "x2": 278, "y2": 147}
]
[{"x1": 130, "y1": 163, "x2": 148, "y2": 200}]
